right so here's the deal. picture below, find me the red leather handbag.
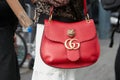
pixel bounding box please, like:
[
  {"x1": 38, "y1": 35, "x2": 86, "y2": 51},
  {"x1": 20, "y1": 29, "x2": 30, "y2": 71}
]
[{"x1": 40, "y1": 0, "x2": 100, "y2": 69}]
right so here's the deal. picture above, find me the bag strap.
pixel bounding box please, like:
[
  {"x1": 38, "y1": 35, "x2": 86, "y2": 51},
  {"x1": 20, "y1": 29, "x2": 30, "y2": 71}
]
[
  {"x1": 49, "y1": 0, "x2": 88, "y2": 21},
  {"x1": 83, "y1": 0, "x2": 88, "y2": 16}
]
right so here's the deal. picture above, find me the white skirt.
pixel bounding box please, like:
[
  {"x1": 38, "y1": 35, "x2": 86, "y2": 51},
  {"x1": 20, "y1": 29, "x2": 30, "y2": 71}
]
[{"x1": 32, "y1": 24, "x2": 77, "y2": 80}]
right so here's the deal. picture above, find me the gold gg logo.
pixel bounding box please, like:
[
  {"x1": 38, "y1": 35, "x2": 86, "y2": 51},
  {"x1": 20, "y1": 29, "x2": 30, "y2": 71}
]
[{"x1": 64, "y1": 39, "x2": 80, "y2": 50}]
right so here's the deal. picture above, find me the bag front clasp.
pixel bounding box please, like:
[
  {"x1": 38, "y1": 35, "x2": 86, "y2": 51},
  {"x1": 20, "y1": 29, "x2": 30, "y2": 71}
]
[{"x1": 64, "y1": 38, "x2": 80, "y2": 50}]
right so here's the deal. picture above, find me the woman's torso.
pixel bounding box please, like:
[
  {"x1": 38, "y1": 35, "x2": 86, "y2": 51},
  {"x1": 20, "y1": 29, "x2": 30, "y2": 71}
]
[{"x1": 35, "y1": 0, "x2": 84, "y2": 23}]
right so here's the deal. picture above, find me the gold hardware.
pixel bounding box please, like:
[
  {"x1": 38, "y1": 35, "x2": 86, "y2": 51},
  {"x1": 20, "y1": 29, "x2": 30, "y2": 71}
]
[
  {"x1": 85, "y1": 14, "x2": 90, "y2": 22},
  {"x1": 49, "y1": 14, "x2": 53, "y2": 22},
  {"x1": 49, "y1": 6, "x2": 54, "y2": 22},
  {"x1": 64, "y1": 39, "x2": 80, "y2": 50},
  {"x1": 67, "y1": 29, "x2": 75, "y2": 38}
]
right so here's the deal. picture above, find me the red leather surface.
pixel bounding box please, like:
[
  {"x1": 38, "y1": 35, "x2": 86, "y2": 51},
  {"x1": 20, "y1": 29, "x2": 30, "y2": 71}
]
[
  {"x1": 44, "y1": 19, "x2": 96, "y2": 43},
  {"x1": 40, "y1": 19, "x2": 100, "y2": 69}
]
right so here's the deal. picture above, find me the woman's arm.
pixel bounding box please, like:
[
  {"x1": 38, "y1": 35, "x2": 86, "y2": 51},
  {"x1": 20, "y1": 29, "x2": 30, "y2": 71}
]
[
  {"x1": 0, "y1": 0, "x2": 25, "y2": 14},
  {"x1": 6, "y1": 0, "x2": 33, "y2": 28}
]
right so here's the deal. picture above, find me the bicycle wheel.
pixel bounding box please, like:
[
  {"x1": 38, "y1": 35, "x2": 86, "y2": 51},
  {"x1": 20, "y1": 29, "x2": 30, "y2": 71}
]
[{"x1": 15, "y1": 32, "x2": 28, "y2": 67}]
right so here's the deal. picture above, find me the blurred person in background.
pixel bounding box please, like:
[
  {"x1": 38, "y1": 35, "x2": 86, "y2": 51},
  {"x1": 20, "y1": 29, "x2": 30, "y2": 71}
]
[{"x1": 0, "y1": 0, "x2": 25, "y2": 80}]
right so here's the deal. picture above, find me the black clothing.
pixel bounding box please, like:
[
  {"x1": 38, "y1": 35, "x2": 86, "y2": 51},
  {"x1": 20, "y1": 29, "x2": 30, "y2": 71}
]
[
  {"x1": 38, "y1": 14, "x2": 78, "y2": 24},
  {"x1": 0, "y1": 0, "x2": 18, "y2": 28},
  {"x1": 0, "y1": 26, "x2": 20, "y2": 80},
  {"x1": 0, "y1": 0, "x2": 21, "y2": 80},
  {"x1": 0, "y1": 0, "x2": 25, "y2": 27},
  {"x1": 115, "y1": 44, "x2": 120, "y2": 80}
]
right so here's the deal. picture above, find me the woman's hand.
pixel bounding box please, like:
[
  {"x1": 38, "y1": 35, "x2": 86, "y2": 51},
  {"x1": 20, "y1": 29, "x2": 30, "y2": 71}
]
[{"x1": 43, "y1": 0, "x2": 70, "y2": 7}]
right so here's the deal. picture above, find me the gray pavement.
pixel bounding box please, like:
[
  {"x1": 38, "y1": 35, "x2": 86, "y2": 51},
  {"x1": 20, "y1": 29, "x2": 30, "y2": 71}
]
[
  {"x1": 20, "y1": 33, "x2": 120, "y2": 80},
  {"x1": 75, "y1": 33, "x2": 120, "y2": 80}
]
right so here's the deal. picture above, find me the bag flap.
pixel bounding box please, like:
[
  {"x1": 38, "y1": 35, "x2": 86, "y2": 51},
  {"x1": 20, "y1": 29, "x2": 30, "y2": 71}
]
[{"x1": 44, "y1": 19, "x2": 97, "y2": 43}]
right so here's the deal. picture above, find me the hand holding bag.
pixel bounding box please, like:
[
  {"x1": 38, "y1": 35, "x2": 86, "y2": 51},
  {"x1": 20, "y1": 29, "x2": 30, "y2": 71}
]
[{"x1": 40, "y1": 0, "x2": 100, "y2": 69}]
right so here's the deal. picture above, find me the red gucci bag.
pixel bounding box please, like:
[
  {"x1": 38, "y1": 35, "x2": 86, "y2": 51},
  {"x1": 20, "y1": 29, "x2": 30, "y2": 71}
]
[{"x1": 40, "y1": 0, "x2": 100, "y2": 69}]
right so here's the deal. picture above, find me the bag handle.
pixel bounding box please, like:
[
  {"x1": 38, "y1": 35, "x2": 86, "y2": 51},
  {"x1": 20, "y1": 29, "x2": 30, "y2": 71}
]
[{"x1": 49, "y1": 0, "x2": 89, "y2": 21}]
